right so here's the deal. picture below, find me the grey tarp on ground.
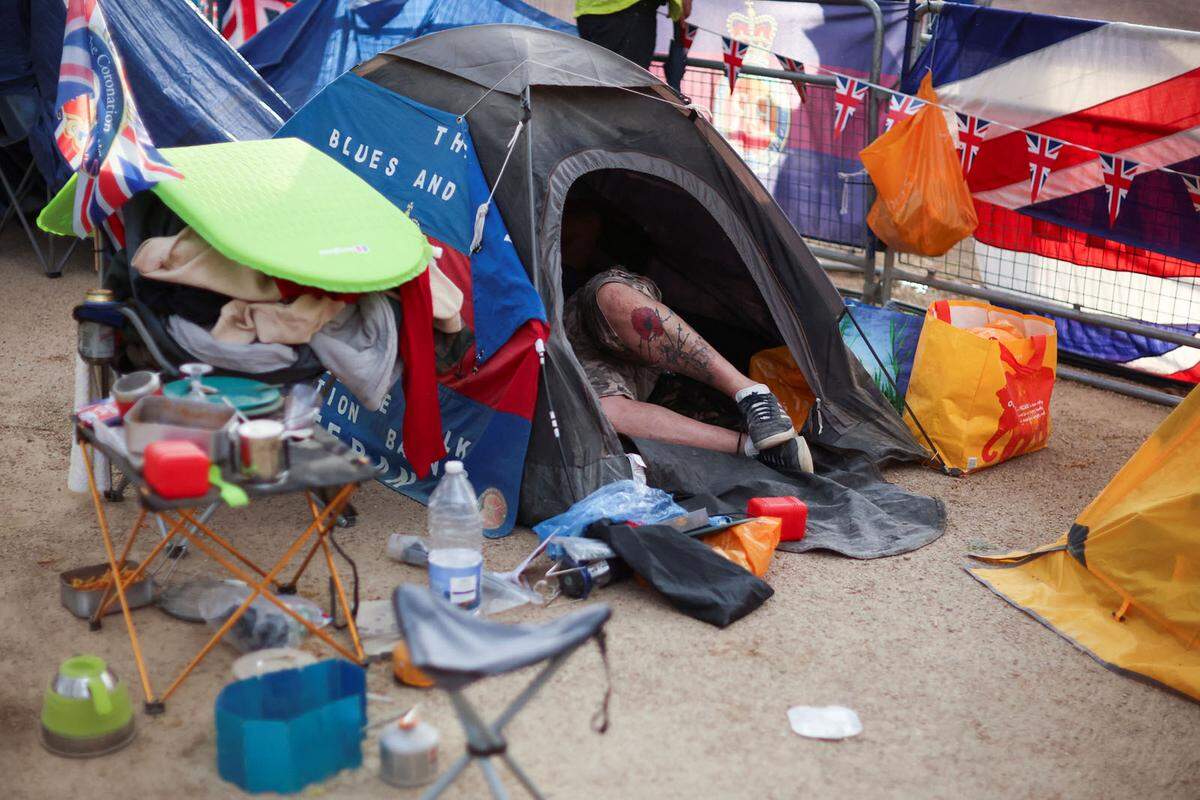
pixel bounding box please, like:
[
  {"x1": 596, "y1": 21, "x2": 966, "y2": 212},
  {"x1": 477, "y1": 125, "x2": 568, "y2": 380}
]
[
  {"x1": 634, "y1": 438, "x2": 946, "y2": 559},
  {"x1": 357, "y1": 25, "x2": 929, "y2": 528}
]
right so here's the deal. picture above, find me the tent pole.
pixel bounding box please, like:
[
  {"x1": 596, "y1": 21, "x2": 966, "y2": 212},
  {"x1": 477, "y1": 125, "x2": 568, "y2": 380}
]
[
  {"x1": 522, "y1": 88, "x2": 579, "y2": 503},
  {"x1": 521, "y1": 85, "x2": 538, "y2": 295}
]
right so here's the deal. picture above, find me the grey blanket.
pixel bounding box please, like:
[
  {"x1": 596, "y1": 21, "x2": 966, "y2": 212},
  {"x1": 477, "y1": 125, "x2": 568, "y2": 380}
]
[
  {"x1": 167, "y1": 292, "x2": 400, "y2": 411},
  {"x1": 634, "y1": 438, "x2": 946, "y2": 559},
  {"x1": 310, "y1": 293, "x2": 400, "y2": 411}
]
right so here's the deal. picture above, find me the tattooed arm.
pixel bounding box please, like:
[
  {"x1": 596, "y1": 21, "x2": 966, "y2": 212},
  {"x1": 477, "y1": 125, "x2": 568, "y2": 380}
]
[{"x1": 597, "y1": 281, "x2": 750, "y2": 397}]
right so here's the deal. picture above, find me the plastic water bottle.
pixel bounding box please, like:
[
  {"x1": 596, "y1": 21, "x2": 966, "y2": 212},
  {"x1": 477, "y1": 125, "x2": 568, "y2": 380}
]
[{"x1": 427, "y1": 461, "x2": 483, "y2": 610}]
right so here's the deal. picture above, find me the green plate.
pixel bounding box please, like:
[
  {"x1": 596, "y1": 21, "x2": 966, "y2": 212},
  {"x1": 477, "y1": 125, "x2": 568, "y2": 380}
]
[
  {"x1": 38, "y1": 138, "x2": 432, "y2": 293},
  {"x1": 164, "y1": 376, "x2": 281, "y2": 411}
]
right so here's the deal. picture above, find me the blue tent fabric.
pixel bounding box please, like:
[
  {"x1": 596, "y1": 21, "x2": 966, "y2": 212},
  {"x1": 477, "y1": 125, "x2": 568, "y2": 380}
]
[
  {"x1": 241, "y1": 0, "x2": 574, "y2": 109},
  {"x1": 281, "y1": 69, "x2": 547, "y2": 536},
  {"x1": 277, "y1": 72, "x2": 545, "y2": 363},
  {"x1": 18, "y1": 0, "x2": 291, "y2": 190}
]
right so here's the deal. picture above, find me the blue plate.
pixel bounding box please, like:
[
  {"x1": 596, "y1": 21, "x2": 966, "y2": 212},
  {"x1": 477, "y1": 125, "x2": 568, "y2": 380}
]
[{"x1": 164, "y1": 376, "x2": 282, "y2": 412}]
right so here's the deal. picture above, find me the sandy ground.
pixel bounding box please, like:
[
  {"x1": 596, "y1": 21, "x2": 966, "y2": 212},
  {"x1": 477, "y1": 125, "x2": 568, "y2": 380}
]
[{"x1": 0, "y1": 226, "x2": 1197, "y2": 799}]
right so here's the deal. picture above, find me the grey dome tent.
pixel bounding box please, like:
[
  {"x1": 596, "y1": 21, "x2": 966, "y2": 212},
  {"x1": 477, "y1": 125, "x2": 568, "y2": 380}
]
[{"x1": 283, "y1": 24, "x2": 940, "y2": 553}]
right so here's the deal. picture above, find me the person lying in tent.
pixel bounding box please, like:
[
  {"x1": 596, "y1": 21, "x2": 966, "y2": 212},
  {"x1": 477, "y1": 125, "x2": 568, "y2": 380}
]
[{"x1": 561, "y1": 208, "x2": 814, "y2": 474}]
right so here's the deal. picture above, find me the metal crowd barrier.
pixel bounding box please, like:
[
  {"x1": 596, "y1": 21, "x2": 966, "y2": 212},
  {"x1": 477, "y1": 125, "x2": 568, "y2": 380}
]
[{"x1": 653, "y1": 0, "x2": 1192, "y2": 406}]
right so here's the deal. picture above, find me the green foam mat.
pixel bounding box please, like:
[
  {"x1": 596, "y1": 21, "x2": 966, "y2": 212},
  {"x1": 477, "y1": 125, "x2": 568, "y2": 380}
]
[{"x1": 39, "y1": 138, "x2": 432, "y2": 293}]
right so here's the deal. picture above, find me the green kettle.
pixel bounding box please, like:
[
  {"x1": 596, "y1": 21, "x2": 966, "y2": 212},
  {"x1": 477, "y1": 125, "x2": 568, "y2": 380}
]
[{"x1": 40, "y1": 655, "x2": 135, "y2": 757}]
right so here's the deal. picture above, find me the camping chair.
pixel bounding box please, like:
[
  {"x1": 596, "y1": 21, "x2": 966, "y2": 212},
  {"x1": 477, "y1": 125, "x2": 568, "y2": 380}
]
[
  {"x1": 80, "y1": 192, "x2": 357, "y2": 529},
  {"x1": 392, "y1": 585, "x2": 612, "y2": 800},
  {"x1": 0, "y1": 95, "x2": 79, "y2": 277}
]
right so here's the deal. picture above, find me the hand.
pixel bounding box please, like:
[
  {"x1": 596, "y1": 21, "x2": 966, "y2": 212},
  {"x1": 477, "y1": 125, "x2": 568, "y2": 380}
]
[{"x1": 679, "y1": 0, "x2": 692, "y2": 20}]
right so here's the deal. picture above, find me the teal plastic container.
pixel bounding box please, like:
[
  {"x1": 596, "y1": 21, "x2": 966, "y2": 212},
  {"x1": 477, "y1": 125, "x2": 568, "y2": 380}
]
[{"x1": 215, "y1": 659, "x2": 366, "y2": 793}]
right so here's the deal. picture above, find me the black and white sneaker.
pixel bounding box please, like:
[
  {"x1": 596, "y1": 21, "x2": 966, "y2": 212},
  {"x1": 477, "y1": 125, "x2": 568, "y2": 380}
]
[
  {"x1": 756, "y1": 436, "x2": 814, "y2": 475},
  {"x1": 737, "y1": 390, "x2": 796, "y2": 451}
]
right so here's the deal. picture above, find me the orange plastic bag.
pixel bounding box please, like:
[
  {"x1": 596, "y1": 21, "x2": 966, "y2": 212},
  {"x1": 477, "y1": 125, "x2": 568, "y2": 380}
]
[
  {"x1": 702, "y1": 517, "x2": 782, "y2": 577},
  {"x1": 860, "y1": 74, "x2": 977, "y2": 256},
  {"x1": 748, "y1": 346, "x2": 814, "y2": 432}
]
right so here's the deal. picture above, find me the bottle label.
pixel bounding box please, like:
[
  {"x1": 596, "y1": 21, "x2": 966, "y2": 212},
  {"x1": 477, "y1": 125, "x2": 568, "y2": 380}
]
[{"x1": 428, "y1": 552, "x2": 482, "y2": 610}]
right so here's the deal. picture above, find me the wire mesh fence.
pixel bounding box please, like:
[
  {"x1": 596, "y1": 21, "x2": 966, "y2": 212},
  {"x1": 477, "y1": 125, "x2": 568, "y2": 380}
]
[
  {"x1": 653, "y1": 63, "x2": 875, "y2": 252},
  {"x1": 656, "y1": 61, "x2": 1200, "y2": 368}
]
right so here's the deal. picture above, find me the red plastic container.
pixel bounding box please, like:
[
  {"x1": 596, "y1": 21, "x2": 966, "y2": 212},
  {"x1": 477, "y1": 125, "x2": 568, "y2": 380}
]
[
  {"x1": 747, "y1": 497, "x2": 808, "y2": 542},
  {"x1": 143, "y1": 440, "x2": 211, "y2": 499}
]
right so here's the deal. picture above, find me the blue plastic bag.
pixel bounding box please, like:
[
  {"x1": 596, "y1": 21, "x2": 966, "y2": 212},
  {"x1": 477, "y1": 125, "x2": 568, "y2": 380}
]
[{"x1": 533, "y1": 480, "x2": 686, "y2": 558}]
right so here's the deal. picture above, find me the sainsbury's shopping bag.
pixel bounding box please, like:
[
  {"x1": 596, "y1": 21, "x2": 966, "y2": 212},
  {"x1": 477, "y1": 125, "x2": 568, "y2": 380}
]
[{"x1": 905, "y1": 300, "x2": 1057, "y2": 473}]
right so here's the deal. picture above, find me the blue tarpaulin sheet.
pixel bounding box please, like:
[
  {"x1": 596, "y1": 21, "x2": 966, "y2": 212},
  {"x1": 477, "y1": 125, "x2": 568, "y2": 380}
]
[{"x1": 241, "y1": 0, "x2": 574, "y2": 109}]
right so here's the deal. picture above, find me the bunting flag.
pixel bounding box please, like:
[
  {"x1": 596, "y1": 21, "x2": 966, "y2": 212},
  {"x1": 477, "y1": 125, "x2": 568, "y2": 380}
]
[
  {"x1": 1025, "y1": 133, "x2": 1064, "y2": 204},
  {"x1": 832, "y1": 75, "x2": 868, "y2": 137},
  {"x1": 955, "y1": 112, "x2": 990, "y2": 174},
  {"x1": 721, "y1": 37, "x2": 749, "y2": 94},
  {"x1": 221, "y1": 0, "x2": 294, "y2": 48},
  {"x1": 1182, "y1": 173, "x2": 1200, "y2": 214},
  {"x1": 1099, "y1": 154, "x2": 1140, "y2": 226},
  {"x1": 775, "y1": 53, "x2": 807, "y2": 103},
  {"x1": 676, "y1": 20, "x2": 699, "y2": 53},
  {"x1": 55, "y1": 0, "x2": 182, "y2": 244},
  {"x1": 883, "y1": 92, "x2": 925, "y2": 132}
]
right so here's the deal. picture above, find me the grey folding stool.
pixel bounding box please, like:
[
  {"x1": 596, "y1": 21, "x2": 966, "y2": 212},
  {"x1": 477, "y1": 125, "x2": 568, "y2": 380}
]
[{"x1": 392, "y1": 584, "x2": 612, "y2": 799}]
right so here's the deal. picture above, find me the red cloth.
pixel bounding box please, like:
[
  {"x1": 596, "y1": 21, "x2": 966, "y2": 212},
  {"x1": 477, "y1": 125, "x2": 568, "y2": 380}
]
[
  {"x1": 273, "y1": 277, "x2": 360, "y2": 304},
  {"x1": 396, "y1": 268, "x2": 445, "y2": 478}
]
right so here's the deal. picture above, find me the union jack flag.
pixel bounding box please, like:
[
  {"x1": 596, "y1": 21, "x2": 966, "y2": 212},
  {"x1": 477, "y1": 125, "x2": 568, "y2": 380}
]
[
  {"x1": 1099, "y1": 154, "x2": 1139, "y2": 226},
  {"x1": 221, "y1": 0, "x2": 293, "y2": 48},
  {"x1": 1025, "y1": 133, "x2": 1064, "y2": 204},
  {"x1": 675, "y1": 21, "x2": 699, "y2": 53},
  {"x1": 55, "y1": 0, "x2": 181, "y2": 245},
  {"x1": 832, "y1": 75, "x2": 868, "y2": 138},
  {"x1": 883, "y1": 92, "x2": 925, "y2": 132},
  {"x1": 955, "y1": 113, "x2": 991, "y2": 174},
  {"x1": 774, "y1": 54, "x2": 807, "y2": 103},
  {"x1": 721, "y1": 37, "x2": 749, "y2": 95},
  {"x1": 1181, "y1": 173, "x2": 1200, "y2": 215}
]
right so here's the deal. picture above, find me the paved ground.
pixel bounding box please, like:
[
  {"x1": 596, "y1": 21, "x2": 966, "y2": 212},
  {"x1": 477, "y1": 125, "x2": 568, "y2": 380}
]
[{"x1": 0, "y1": 227, "x2": 1196, "y2": 798}]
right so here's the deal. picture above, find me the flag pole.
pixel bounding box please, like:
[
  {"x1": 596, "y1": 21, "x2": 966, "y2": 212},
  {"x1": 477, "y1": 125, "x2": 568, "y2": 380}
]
[{"x1": 92, "y1": 226, "x2": 105, "y2": 282}]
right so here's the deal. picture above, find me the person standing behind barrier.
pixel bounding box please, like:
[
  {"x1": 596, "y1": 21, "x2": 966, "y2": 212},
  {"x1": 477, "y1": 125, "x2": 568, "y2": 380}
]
[{"x1": 575, "y1": 0, "x2": 692, "y2": 70}]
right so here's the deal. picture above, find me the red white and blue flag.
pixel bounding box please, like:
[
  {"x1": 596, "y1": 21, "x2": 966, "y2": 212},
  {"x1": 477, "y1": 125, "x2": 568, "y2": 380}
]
[
  {"x1": 1183, "y1": 173, "x2": 1200, "y2": 214},
  {"x1": 1099, "y1": 154, "x2": 1140, "y2": 226},
  {"x1": 221, "y1": 0, "x2": 293, "y2": 48},
  {"x1": 908, "y1": 3, "x2": 1200, "y2": 382},
  {"x1": 55, "y1": 0, "x2": 181, "y2": 245},
  {"x1": 832, "y1": 75, "x2": 868, "y2": 137},
  {"x1": 955, "y1": 113, "x2": 990, "y2": 174},
  {"x1": 1025, "y1": 133, "x2": 1064, "y2": 204},
  {"x1": 884, "y1": 92, "x2": 925, "y2": 132},
  {"x1": 675, "y1": 21, "x2": 699, "y2": 53},
  {"x1": 775, "y1": 53, "x2": 808, "y2": 103},
  {"x1": 721, "y1": 37, "x2": 749, "y2": 94}
]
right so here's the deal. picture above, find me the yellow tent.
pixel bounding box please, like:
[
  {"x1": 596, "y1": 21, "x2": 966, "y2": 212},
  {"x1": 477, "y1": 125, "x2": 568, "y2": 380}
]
[{"x1": 968, "y1": 386, "x2": 1200, "y2": 701}]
